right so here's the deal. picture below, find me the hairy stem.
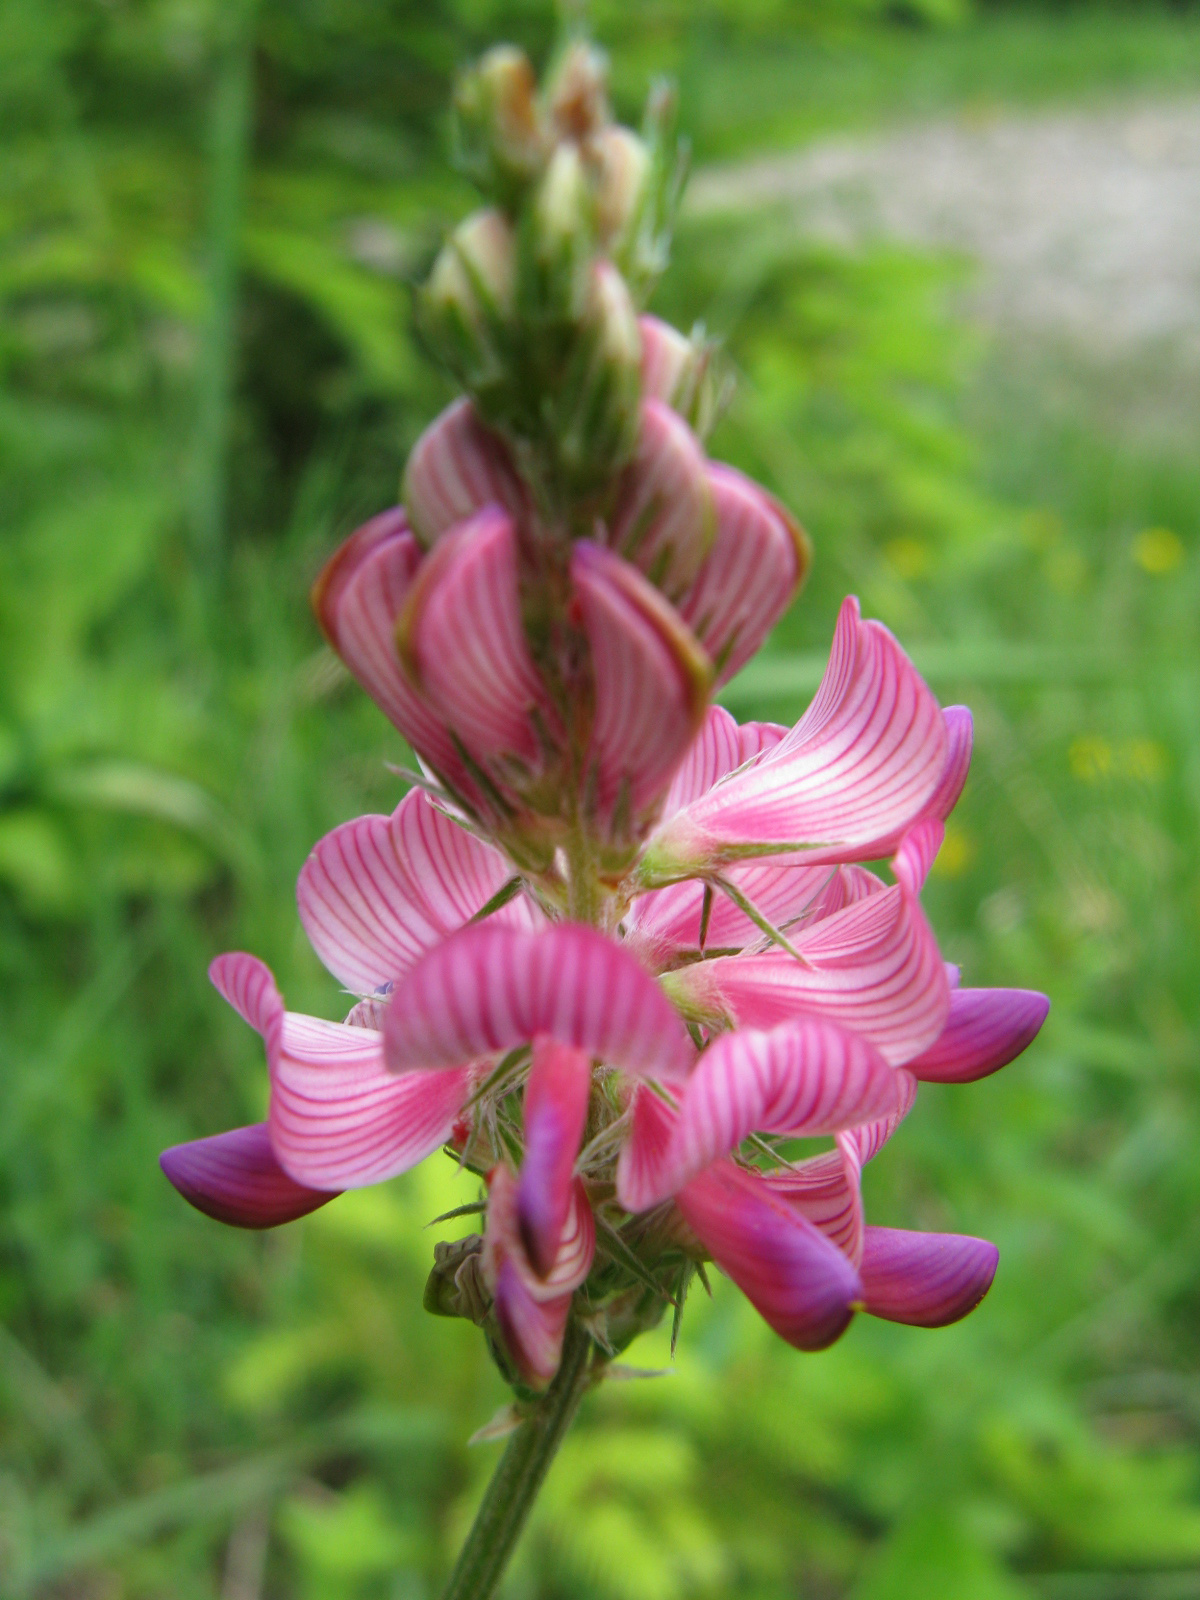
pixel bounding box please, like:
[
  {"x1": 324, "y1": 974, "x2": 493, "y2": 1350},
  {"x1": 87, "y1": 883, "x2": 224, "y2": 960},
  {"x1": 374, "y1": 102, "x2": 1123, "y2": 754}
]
[{"x1": 441, "y1": 1322, "x2": 593, "y2": 1600}]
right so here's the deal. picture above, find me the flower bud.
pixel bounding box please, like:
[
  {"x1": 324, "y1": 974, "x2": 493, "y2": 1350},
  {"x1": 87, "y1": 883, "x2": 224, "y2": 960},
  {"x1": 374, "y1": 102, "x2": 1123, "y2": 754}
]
[
  {"x1": 544, "y1": 40, "x2": 611, "y2": 142},
  {"x1": 519, "y1": 142, "x2": 594, "y2": 322},
  {"x1": 639, "y1": 315, "x2": 727, "y2": 440},
  {"x1": 419, "y1": 207, "x2": 516, "y2": 405},
  {"x1": 554, "y1": 261, "x2": 642, "y2": 496},
  {"x1": 592, "y1": 126, "x2": 651, "y2": 255},
  {"x1": 454, "y1": 45, "x2": 547, "y2": 206}
]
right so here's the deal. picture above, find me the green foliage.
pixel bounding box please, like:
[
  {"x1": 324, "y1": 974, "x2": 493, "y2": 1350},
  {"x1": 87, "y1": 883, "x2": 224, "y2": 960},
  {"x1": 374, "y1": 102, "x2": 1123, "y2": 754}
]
[{"x1": 4, "y1": 3, "x2": 1200, "y2": 1597}]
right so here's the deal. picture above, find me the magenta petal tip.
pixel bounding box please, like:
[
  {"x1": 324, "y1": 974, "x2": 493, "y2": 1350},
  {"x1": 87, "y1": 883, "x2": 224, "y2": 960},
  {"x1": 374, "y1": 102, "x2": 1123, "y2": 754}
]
[
  {"x1": 160, "y1": 1124, "x2": 338, "y2": 1229},
  {"x1": 860, "y1": 1227, "x2": 999, "y2": 1327}
]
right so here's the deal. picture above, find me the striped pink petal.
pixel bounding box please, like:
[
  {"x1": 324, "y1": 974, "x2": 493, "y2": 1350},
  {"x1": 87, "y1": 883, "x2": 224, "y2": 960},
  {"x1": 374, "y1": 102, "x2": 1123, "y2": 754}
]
[
  {"x1": 311, "y1": 508, "x2": 471, "y2": 794},
  {"x1": 659, "y1": 1020, "x2": 903, "y2": 1203},
  {"x1": 677, "y1": 465, "x2": 810, "y2": 684},
  {"x1": 492, "y1": 1263, "x2": 573, "y2": 1389},
  {"x1": 297, "y1": 790, "x2": 541, "y2": 996},
  {"x1": 160, "y1": 1123, "x2": 338, "y2": 1229},
  {"x1": 676, "y1": 1159, "x2": 861, "y2": 1350},
  {"x1": 485, "y1": 1163, "x2": 595, "y2": 1302},
  {"x1": 518, "y1": 1039, "x2": 592, "y2": 1278},
  {"x1": 615, "y1": 1083, "x2": 679, "y2": 1215},
  {"x1": 384, "y1": 923, "x2": 694, "y2": 1079},
  {"x1": 639, "y1": 315, "x2": 694, "y2": 410},
  {"x1": 762, "y1": 1146, "x2": 863, "y2": 1262},
  {"x1": 664, "y1": 885, "x2": 950, "y2": 1066},
  {"x1": 641, "y1": 597, "x2": 948, "y2": 883},
  {"x1": 629, "y1": 861, "x2": 839, "y2": 969},
  {"x1": 892, "y1": 818, "x2": 945, "y2": 895},
  {"x1": 399, "y1": 507, "x2": 554, "y2": 771},
  {"x1": 846, "y1": 1067, "x2": 919, "y2": 1165},
  {"x1": 927, "y1": 706, "x2": 973, "y2": 821},
  {"x1": 571, "y1": 542, "x2": 712, "y2": 826},
  {"x1": 209, "y1": 953, "x2": 470, "y2": 1189},
  {"x1": 402, "y1": 397, "x2": 528, "y2": 547},
  {"x1": 604, "y1": 400, "x2": 713, "y2": 602},
  {"x1": 860, "y1": 1227, "x2": 998, "y2": 1327},
  {"x1": 909, "y1": 987, "x2": 1049, "y2": 1084},
  {"x1": 660, "y1": 706, "x2": 787, "y2": 819}
]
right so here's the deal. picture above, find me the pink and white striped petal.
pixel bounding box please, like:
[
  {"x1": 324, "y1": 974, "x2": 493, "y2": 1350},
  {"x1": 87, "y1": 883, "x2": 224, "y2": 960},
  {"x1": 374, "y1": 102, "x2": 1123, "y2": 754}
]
[
  {"x1": 492, "y1": 1262, "x2": 573, "y2": 1390},
  {"x1": 639, "y1": 315, "x2": 694, "y2": 411},
  {"x1": 604, "y1": 400, "x2": 713, "y2": 602},
  {"x1": 160, "y1": 1123, "x2": 338, "y2": 1229},
  {"x1": 384, "y1": 923, "x2": 694, "y2": 1080},
  {"x1": 210, "y1": 954, "x2": 471, "y2": 1190},
  {"x1": 571, "y1": 543, "x2": 712, "y2": 825},
  {"x1": 677, "y1": 465, "x2": 810, "y2": 685},
  {"x1": 311, "y1": 509, "x2": 471, "y2": 794},
  {"x1": 297, "y1": 790, "x2": 540, "y2": 996},
  {"x1": 927, "y1": 706, "x2": 973, "y2": 821},
  {"x1": 518, "y1": 1039, "x2": 592, "y2": 1279},
  {"x1": 615, "y1": 1083, "x2": 680, "y2": 1215},
  {"x1": 628, "y1": 860, "x2": 840, "y2": 970},
  {"x1": 908, "y1": 987, "x2": 1049, "y2": 1083},
  {"x1": 660, "y1": 1020, "x2": 903, "y2": 1203},
  {"x1": 659, "y1": 706, "x2": 788, "y2": 820},
  {"x1": 762, "y1": 1146, "x2": 864, "y2": 1262},
  {"x1": 485, "y1": 1163, "x2": 595, "y2": 1302},
  {"x1": 402, "y1": 398, "x2": 528, "y2": 547},
  {"x1": 676, "y1": 1159, "x2": 862, "y2": 1350},
  {"x1": 664, "y1": 885, "x2": 950, "y2": 1067},
  {"x1": 860, "y1": 1227, "x2": 999, "y2": 1327},
  {"x1": 640, "y1": 597, "x2": 948, "y2": 883},
  {"x1": 846, "y1": 1067, "x2": 919, "y2": 1166},
  {"x1": 399, "y1": 507, "x2": 553, "y2": 771},
  {"x1": 892, "y1": 818, "x2": 945, "y2": 895}
]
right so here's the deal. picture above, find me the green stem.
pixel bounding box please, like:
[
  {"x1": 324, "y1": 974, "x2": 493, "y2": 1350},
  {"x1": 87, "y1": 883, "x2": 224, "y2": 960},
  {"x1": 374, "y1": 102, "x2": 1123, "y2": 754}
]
[{"x1": 441, "y1": 1323, "x2": 593, "y2": 1600}]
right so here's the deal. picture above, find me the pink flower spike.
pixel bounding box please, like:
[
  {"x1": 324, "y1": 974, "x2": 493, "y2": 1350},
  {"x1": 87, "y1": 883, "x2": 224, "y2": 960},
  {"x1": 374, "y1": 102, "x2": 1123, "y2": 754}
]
[
  {"x1": 384, "y1": 923, "x2": 694, "y2": 1080},
  {"x1": 399, "y1": 506, "x2": 554, "y2": 771},
  {"x1": 665, "y1": 884, "x2": 950, "y2": 1067},
  {"x1": 892, "y1": 817, "x2": 945, "y2": 895},
  {"x1": 676, "y1": 1160, "x2": 862, "y2": 1351},
  {"x1": 678, "y1": 464, "x2": 810, "y2": 685},
  {"x1": 160, "y1": 1124, "x2": 338, "y2": 1229},
  {"x1": 210, "y1": 953, "x2": 471, "y2": 1190},
  {"x1": 402, "y1": 398, "x2": 527, "y2": 547},
  {"x1": 605, "y1": 400, "x2": 714, "y2": 601},
  {"x1": 297, "y1": 791, "x2": 541, "y2": 996},
  {"x1": 859, "y1": 1227, "x2": 999, "y2": 1327},
  {"x1": 661, "y1": 1020, "x2": 904, "y2": 1203},
  {"x1": 311, "y1": 509, "x2": 471, "y2": 793},
  {"x1": 909, "y1": 988, "x2": 1050, "y2": 1084},
  {"x1": 570, "y1": 543, "x2": 712, "y2": 826},
  {"x1": 641, "y1": 597, "x2": 948, "y2": 883},
  {"x1": 518, "y1": 1038, "x2": 592, "y2": 1278}
]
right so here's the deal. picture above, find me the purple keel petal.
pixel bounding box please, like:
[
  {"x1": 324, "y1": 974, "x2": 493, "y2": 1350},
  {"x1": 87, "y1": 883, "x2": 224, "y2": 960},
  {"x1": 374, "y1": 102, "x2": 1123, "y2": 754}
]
[
  {"x1": 492, "y1": 1262, "x2": 573, "y2": 1389},
  {"x1": 518, "y1": 1039, "x2": 592, "y2": 1279},
  {"x1": 677, "y1": 464, "x2": 810, "y2": 685},
  {"x1": 661, "y1": 1020, "x2": 903, "y2": 1203},
  {"x1": 860, "y1": 1226, "x2": 998, "y2": 1326},
  {"x1": 384, "y1": 923, "x2": 694, "y2": 1080},
  {"x1": 297, "y1": 790, "x2": 541, "y2": 996},
  {"x1": 570, "y1": 543, "x2": 712, "y2": 826},
  {"x1": 399, "y1": 507, "x2": 555, "y2": 771},
  {"x1": 641, "y1": 597, "x2": 948, "y2": 882},
  {"x1": 909, "y1": 987, "x2": 1050, "y2": 1083},
  {"x1": 311, "y1": 509, "x2": 474, "y2": 798},
  {"x1": 664, "y1": 884, "x2": 950, "y2": 1066},
  {"x1": 402, "y1": 398, "x2": 528, "y2": 547},
  {"x1": 605, "y1": 399, "x2": 713, "y2": 602},
  {"x1": 676, "y1": 1160, "x2": 861, "y2": 1351},
  {"x1": 160, "y1": 1124, "x2": 338, "y2": 1228}
]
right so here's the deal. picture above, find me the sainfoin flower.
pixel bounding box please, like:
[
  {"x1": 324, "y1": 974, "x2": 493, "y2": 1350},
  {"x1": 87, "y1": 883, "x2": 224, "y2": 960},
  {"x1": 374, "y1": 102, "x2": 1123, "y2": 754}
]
[{"x1": 160, "y1": 36, "x2": 1048, "y2": 1590}]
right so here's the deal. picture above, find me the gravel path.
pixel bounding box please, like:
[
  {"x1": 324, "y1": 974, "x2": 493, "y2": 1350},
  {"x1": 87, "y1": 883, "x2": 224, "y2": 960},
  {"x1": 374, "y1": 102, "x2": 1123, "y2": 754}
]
[{"x1": 688, "y1": 100, "x2": 1200, "y2": 356}]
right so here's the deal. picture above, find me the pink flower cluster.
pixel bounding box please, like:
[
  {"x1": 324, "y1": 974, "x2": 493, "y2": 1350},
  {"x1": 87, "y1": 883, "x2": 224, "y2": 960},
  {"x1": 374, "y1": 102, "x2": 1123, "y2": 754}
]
[{"x1": 162, "y1": 318, "x2": 1047, "y2": 1390}]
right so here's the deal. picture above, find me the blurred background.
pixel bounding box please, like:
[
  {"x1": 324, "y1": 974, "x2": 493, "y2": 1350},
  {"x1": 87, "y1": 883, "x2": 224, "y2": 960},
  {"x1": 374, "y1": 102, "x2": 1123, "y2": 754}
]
[{"x1": 3, "y1": 0, "x2": 1200, "y2": 1595}]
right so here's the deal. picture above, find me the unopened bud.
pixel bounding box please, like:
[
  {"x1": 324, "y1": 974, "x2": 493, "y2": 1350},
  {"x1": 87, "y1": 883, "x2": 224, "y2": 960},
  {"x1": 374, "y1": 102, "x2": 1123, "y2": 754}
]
[
  {"x1": 545, "y1": 41, "x2": 610, "y2": 142},
  {"x1": 592, "y1": 126, "x2": 651, "y2": 254},
  {"x1": 520, "y1": 142, "x2": 593, "y2": 321},
  {"x1": 639, "y1": 315, "x2": 727, "y2": 440},
  {"x1": 420, "y1": 208, "x2": 516, "y2": 403},
  {"x1": 454, "y1": 46, "x2": 547, "y2": 206},
  {"x1": 554, "y1": 261, "x2": 642, "y2": 495},
  {"x1": 423, "y1": 1236, "x2": 490, "y2": 1322}
]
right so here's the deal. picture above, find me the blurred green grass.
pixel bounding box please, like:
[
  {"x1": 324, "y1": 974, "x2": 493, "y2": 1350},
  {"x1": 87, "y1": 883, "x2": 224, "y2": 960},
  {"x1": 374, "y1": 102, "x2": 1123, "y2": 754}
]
[{"x1": 3, "y1": 2, "x2": 1200, "y2": 1596}]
